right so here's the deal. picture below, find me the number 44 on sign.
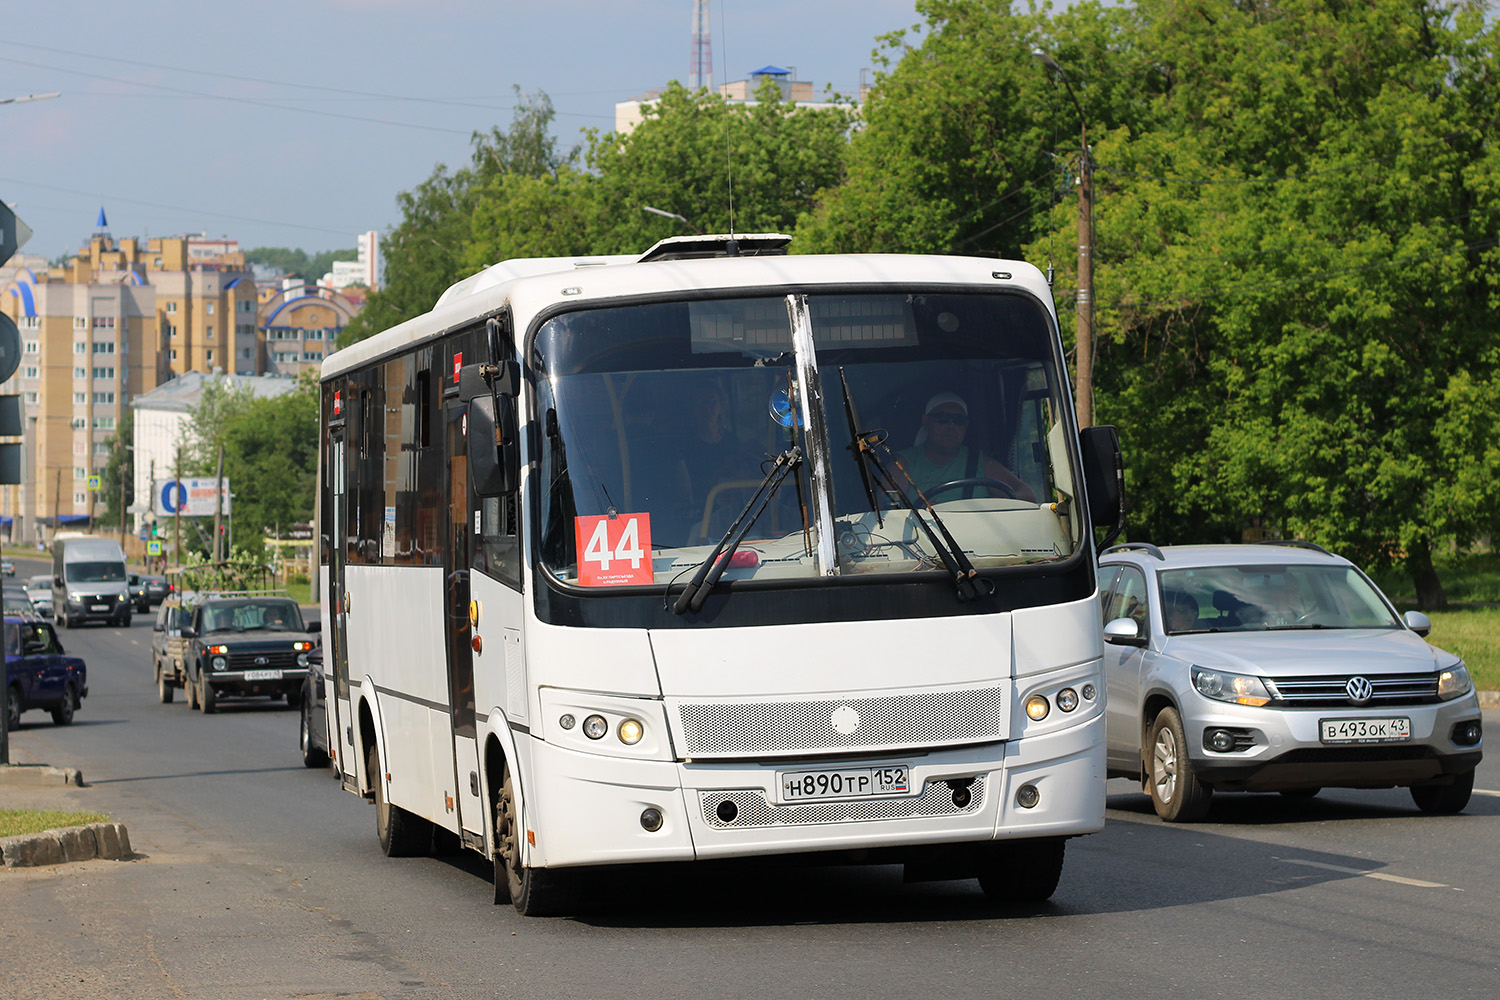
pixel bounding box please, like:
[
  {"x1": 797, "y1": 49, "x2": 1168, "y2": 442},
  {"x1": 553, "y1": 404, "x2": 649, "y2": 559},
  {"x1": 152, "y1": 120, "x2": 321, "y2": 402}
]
[{"x1": 575, "y1": 513, "x2": 653, "y2": 587}]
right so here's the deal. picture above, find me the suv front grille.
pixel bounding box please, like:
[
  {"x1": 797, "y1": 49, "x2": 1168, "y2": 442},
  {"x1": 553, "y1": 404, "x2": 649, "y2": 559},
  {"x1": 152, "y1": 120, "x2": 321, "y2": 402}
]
[
  {"x1": 225, "y1": 649, "x2": 300, "y2": 671},
  {"x1": 1267, "y1": 672, "x2": 1439, "y2": 706}
]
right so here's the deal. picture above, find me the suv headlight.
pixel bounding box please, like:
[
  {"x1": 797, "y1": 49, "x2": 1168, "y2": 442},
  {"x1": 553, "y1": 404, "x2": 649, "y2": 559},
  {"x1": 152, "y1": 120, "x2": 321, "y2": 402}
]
[
  {"x1": 1438, "y1": 663, "x2": 1473, "y2": 700},
  {"x1": 1191, "y1": 666, "x2": 1272, "y2": 707}
]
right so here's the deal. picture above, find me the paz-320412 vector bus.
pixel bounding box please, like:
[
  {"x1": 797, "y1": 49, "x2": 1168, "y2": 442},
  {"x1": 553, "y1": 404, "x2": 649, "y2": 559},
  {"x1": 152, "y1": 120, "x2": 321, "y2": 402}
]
[{"x1": 318, "y1": 234, "x2": 1123, "y2": 915}]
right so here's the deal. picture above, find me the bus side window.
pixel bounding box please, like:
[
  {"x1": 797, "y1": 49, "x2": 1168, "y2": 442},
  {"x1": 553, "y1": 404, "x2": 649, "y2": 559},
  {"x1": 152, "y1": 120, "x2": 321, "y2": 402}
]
[{"x1": 476, "y1": 493, "x2": 520, "y2": 590}]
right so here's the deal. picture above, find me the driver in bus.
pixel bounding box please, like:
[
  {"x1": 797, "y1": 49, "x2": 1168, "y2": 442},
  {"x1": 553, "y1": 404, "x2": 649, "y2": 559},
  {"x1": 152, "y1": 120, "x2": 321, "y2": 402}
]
[{"x1": 896, "y1": 393, "x2": 1035, "y2": 502}]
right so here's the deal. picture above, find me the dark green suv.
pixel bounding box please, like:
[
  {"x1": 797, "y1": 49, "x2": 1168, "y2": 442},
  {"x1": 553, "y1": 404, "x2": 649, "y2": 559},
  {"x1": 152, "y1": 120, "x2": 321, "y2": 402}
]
[{"x1": 179, "y1": 594, "x2": 320, "y2": 713}]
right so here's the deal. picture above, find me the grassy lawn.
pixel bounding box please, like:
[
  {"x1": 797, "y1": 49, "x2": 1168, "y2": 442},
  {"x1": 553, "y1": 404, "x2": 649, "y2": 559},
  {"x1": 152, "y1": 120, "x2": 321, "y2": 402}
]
[
  {"x1": 1372, "y1": 552, "x2": 1500, "y2": 691},
  {"x1": 0, "y1": 808, "x2": 112, "y2": 838}
]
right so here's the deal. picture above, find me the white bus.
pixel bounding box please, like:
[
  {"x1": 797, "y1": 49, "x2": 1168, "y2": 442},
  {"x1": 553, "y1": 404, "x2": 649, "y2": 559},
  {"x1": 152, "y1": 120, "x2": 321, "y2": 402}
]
[{"x1": 318, "y1": 234, "x2": 1123, "y2": 915}]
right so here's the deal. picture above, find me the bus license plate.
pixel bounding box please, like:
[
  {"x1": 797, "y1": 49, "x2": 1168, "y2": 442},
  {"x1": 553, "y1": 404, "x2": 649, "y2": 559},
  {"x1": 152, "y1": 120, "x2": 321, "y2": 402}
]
[
  {"x1": 778, "y1": 765, "x2": 911, "y2": 803},
  {"x1": 243, "y1": 669, "x2": 283, "y2": 681},
  {"x1": 1320, "y1": 717, "x2": 1411, "y2": 744}
]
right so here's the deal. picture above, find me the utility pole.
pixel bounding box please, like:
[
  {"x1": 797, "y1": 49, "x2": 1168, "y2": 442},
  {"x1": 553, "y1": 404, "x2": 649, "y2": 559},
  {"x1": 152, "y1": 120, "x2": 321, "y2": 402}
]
[
  {"x1": 212, "y1": 442, "x2": 224, "y2": 563},
  {"x1": 1033, "y1": 48, "x2": 1095, "y2": 428}
]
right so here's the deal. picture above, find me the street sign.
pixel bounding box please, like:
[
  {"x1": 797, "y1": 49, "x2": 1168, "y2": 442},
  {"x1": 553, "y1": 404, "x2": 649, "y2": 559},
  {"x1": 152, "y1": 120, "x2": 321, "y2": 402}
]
[
  {"x1": 0, "y1": 200, "x2": 32, "y2": 265},
  {"x1": 147, "y1": 540, "x2": 163, "y2": 556},
  {"x1": 87, "y1": 474, "x2": 101, "y2": 491}
]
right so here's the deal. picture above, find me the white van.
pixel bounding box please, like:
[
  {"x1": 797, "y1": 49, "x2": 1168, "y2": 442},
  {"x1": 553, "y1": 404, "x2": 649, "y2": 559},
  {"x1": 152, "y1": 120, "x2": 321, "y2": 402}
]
[{"x1": 52, "y1": 533, "x2": 131, "y2": 627}]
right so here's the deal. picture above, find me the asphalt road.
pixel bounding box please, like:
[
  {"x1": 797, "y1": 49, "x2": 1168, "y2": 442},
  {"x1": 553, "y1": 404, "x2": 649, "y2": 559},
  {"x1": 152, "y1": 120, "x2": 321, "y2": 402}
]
[{"x1": 3, "y1": 604, "x2": 1499, "y2": 1000}]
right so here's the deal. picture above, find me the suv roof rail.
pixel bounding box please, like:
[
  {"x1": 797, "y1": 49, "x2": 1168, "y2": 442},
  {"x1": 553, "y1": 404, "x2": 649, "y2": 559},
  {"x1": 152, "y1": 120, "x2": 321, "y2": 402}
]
[
  {"x1": 1101, "y1": 542, "x2": 1165, "y2": 560},
  {"x1": 1255, "y1": 539, "x2": 1333, "y2": 556},
  {"x1": 195, "y1": 589, "x2": 293, "y2": 599}
]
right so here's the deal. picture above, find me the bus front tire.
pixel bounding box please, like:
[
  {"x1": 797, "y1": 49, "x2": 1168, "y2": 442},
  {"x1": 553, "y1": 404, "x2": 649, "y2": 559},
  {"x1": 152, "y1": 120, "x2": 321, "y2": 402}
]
[
  {"x1": 494, "y1": 766, "x2": 576, "y2": 916},
  {"x1": 369, "y1": 743, "x2": 431, "y2": 857},
  {"x1": 977, "y1": 837, "x2": 1066, "y2": 904}
]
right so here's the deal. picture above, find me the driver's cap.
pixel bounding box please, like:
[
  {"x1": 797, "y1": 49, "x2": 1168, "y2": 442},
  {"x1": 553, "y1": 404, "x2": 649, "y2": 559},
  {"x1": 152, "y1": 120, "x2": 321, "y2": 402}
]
[{"x1": 924, "y1": 392, "x2": 968, "y2": 416}]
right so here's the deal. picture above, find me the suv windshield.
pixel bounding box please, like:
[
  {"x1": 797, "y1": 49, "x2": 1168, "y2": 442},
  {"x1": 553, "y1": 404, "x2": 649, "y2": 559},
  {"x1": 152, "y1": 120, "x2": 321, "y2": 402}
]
[
  {"x1": 67, "y1": 561, "x2": 125, "y2": 584},
  {"x1": 200, "y1": 600, "x2": 304, "y2": 632},
  {"x1": 1158, "y1": 563, "x2": 1400, "y2": 633},
  {"x1": 535, "y1": 291, "x2": 1079, "y2": 589}
]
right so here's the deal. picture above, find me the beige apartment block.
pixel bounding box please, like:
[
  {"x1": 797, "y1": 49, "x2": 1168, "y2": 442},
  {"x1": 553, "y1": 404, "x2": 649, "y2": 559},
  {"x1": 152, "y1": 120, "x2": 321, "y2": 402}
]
[{"x1": 0, "y1": 233, "x2": 256, "y2": 543}]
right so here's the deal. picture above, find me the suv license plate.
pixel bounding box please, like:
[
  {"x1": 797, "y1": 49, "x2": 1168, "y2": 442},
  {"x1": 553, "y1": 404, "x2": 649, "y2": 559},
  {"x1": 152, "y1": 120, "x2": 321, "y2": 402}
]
[
  {"x1": 243, "y1": 669, "x2": 283, "y2": 681},
  {"x1": 777, "y1": 765, "x2": 912, "y2": 804},
  {"x1": 1320, "y1": 717, "x2": 1411, "y2": 744}
]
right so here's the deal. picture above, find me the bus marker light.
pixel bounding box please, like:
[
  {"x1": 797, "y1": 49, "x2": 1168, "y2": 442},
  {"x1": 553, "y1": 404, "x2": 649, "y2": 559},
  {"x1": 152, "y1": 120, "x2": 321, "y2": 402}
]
[
  {"x1": 583, "y1": 714, "x2": 609, "y2": 740},
  {"x1": 527, "y1": 830, "x2": 535, "y2": 846},
  {"x1": 640, "y1": 808, "x2": 664, "y2": 832},
  {"x1": 471, "y1": 635, "x2": 483, "y2": 654},
  {"x1": 1025, "y1": 695, "x2": 1050, "y2": 721},
  {"x1": 469, "y1": 601, "x2": 480, "y2": 627},
  {"x1": 618, "y1": 718, "x2": 644, "y2": 745},
  {"x1": 559, "y1": 714, "x2": 576, "y2": 730}
]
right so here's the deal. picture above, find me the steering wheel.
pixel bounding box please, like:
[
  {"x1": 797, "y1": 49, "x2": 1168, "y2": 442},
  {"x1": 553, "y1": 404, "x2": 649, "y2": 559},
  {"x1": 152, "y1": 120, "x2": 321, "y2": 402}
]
[{"x1": 924, "y1": 477, "x2": 1017, "y2": 501}]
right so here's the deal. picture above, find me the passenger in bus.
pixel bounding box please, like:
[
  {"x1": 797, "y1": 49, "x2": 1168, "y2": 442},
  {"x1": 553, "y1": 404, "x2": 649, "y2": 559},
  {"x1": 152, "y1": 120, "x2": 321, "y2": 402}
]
[
  {"x1": 678, "y1": 383, "x2": 766, "y2": 535},
  {"x1": 895, "y1": 393, "x2": 1036, "y2": 502}
]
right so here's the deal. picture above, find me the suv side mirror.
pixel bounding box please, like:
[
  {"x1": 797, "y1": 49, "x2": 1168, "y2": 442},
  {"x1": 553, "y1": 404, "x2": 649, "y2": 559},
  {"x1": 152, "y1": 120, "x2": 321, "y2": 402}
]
[
  {"x1": 306, "y1": 620, "x2": 322, "y2": 634},
  {"x1": 179, "y1": 625, "x2": 197, "y2": 639},
  {"x1": 1104, "y1": 616, "x2": 1147, "y2": 647},
  {"x1": 1403, "y1": 610, "x2": 1432, "y2": 637}
]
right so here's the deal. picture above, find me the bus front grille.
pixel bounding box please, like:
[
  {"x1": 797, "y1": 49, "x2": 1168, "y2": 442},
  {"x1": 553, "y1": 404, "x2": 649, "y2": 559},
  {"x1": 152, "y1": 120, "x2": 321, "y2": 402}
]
[{"x1": 674, "y1": 686, "x2": 1006, "y2": 759}]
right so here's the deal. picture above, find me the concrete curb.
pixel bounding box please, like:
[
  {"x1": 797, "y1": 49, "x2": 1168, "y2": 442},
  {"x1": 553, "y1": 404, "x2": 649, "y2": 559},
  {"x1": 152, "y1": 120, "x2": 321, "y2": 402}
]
[
  {"x1": 0, "y1": 822, "x2": 133, "y2": 868},
  {"x1": 0, "y1": 764, "x2": 84, "y2": 787},
  {"x1": 1480, "y1": 691, "x2": 1500, "y2": 708},
  {"x1": 0, "y1": 765, "x2": 134, "y2": 868}
]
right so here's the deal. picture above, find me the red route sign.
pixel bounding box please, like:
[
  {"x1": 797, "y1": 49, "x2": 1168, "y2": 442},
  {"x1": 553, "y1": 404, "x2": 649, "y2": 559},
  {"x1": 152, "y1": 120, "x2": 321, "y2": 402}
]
[{"x1": 574, "y1": 513, "x2": 654, "y2": 587}]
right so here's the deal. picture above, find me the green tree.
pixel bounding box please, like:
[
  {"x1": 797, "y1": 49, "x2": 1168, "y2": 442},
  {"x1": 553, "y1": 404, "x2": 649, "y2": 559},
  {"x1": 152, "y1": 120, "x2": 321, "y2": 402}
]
[
  {"x1": 215, "y1": 374, "x2": 320, "y2": 558},
  {"x1": 245, "y1": 247, "x2": 357, "y2": 281},
  {"x1": 341, "y1": 89, "x2": 570, "y2": 347},
  {"x1": 99, "y1": 408, "x2": 133, "y2": 530}
]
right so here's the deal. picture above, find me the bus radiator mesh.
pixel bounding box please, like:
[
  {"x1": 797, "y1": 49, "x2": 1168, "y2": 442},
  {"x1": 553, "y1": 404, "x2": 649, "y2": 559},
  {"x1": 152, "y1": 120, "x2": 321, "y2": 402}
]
[
  {"x1": 676, "y1": 687, "x2": 1004, "y2": 758},
  {"x1": 700, "y1": 777, "x2": 986, "y2": 828}
]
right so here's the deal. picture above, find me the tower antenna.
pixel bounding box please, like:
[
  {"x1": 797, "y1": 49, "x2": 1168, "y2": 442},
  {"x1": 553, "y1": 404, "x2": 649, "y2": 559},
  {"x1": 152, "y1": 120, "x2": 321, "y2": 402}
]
[{"x1": 690, "y1": 0, "x2": 712, "y2": 91}]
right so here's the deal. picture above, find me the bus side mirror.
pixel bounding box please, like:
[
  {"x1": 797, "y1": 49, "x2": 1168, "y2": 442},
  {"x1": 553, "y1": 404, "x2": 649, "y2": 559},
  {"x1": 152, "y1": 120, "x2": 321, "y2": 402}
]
[
  {"x1": 1079, "y1": 425, "x2": 1124, "y2": 528},
  {"x1": 469, "y1": 393, "x2": 518, "y2": 497}
]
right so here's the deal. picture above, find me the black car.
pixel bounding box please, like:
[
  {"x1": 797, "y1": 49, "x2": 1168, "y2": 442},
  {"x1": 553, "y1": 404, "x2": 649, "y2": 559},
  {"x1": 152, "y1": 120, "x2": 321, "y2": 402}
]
[
  {"x1": 180, "y1": 594, "x2": 320, "y2": 713},
  {"x1": 131, "y1": 574, "x2": 169, "y2": 613},
  {"x1": 299, "y1": 647, "x2": 332, "y2": 768}
]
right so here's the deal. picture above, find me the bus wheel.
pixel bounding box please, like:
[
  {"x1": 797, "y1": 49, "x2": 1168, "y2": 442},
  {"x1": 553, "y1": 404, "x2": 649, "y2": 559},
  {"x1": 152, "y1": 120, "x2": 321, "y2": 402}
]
[
  {"x1": 494, "y1": 765, "x2": 576, "y2": 916},
  {"x1": 977, "y1": 837, "x2": 1066, "y2": 904},
  {"x1": 369, "y1": 743, "x2": 430, "y2": 857}
]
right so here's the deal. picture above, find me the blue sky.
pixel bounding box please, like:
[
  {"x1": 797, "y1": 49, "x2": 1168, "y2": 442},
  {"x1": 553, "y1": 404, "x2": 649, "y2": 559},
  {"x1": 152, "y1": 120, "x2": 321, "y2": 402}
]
[{"x1": 0, "y1": 0, "x2": 922, "y2": 260}]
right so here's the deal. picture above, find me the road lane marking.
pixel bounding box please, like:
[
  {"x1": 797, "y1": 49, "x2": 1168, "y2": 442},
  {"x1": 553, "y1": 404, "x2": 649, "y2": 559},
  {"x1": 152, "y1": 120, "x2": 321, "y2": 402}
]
[
  {"x1": 1279, "y1": 858, "x2": 1447, "y2": 888},
  {"x1": 1471, "y1": 788, "x2": 1500, "y2": 797}
]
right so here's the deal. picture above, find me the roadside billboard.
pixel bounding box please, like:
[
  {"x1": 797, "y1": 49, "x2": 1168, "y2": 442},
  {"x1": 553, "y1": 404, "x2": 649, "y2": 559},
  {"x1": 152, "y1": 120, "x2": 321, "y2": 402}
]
[{"x1": 154, "y1": 478, "x2": 231, "y2": 518}]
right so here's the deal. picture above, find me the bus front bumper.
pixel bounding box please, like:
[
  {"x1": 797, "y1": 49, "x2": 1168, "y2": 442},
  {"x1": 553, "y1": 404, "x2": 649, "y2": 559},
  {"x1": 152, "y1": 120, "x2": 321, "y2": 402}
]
[{"x1": 522, "y1": 714, "x2": 1103, "y2": 870}]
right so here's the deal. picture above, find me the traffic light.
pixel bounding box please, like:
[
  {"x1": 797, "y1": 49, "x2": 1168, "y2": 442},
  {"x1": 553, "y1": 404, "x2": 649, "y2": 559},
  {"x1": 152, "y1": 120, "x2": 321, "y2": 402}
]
[{"x1": 1, "y1": 199, "x2": 33, "y2": 486}]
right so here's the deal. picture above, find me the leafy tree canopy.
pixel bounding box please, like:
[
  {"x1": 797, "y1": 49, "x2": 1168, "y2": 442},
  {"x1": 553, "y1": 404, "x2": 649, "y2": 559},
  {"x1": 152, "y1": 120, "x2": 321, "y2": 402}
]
[{"x1": 245, "y1": 247, "x2": 356, "y2": 281}]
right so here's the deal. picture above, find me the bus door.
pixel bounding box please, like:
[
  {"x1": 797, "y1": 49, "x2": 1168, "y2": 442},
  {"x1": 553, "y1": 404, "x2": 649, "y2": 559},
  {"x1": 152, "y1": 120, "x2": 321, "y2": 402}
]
[
  {"x1": 327, "y1": 428, "x2": 359, "y2": 793},
  {"x1": 445, "y1": 399, "x2": 484, "y2": 835}
]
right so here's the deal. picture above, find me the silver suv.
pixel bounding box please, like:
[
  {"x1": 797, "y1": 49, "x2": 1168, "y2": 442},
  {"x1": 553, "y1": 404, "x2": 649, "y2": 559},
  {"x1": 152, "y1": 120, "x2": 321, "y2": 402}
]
[{"x1": 1099, "y1": 541, "x2": 1482, "y2": 821}]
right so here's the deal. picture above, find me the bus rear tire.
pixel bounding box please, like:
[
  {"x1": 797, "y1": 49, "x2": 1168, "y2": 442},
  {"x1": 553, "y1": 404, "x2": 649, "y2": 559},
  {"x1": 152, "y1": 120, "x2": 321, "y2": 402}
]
[
  {"x1": 494, "y1": 766, "x2": 577, "y2": 916},
  {"x1": 977, "y1": 837, "x2": 1066, "y2": 904},
  {"x1": 370, "y1": 743, "x2": 431, "y2": 857}
]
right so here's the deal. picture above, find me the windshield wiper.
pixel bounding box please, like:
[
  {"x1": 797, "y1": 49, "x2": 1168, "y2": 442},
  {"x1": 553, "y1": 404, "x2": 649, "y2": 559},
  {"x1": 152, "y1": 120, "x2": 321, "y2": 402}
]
[
  {"x1": 838, "y1": 379, "x2": 990, "y2": 602},
  {"x1": 672, "y1": 448, "x2": 802, "y2": 615}
]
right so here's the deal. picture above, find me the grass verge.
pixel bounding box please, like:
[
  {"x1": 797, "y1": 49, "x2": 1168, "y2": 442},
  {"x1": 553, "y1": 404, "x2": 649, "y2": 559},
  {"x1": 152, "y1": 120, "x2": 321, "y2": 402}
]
[
  {"x1": 1419, "y1": 607, "x2": 1500, "y2": 692},
  {"x1": 0, "y1": 808, "x2": 112, "y2": 838}
]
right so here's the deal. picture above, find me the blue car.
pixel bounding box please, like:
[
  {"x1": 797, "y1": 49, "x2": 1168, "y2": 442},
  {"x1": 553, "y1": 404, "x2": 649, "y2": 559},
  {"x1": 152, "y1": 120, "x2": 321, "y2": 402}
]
[{"x1": 4, "y1": 616, "x2": 88, "y2": 728}]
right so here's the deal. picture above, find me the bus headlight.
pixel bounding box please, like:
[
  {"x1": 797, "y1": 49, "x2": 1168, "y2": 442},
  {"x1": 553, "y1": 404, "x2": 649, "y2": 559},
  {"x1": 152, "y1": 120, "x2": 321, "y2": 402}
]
[
  {"x1": 618, "y1": 718, "x2": 644, "y2": 745},
  {"x1": 1025, "y1": 695, "x2": 1050, "y2": 721},
  {"x1": 582, "y1": 714, "x2": 609, "y2": 740}
]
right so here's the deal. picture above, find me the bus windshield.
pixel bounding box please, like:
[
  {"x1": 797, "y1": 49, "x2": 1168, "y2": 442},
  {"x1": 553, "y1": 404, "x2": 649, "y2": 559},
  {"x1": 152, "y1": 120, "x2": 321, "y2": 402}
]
[{"x1": 535, "y1": 291, "x2": 1081, "y2": 589}]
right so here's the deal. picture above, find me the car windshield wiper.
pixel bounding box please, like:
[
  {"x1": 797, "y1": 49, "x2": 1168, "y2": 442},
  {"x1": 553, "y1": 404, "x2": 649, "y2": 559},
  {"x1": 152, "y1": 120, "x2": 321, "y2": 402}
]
[
  {"x1": 672, "y1": 447, "x2": 802, "y2": 615},
  {"x1": 1264, "y1": 623, "x2": 1330, "y2": 630}
]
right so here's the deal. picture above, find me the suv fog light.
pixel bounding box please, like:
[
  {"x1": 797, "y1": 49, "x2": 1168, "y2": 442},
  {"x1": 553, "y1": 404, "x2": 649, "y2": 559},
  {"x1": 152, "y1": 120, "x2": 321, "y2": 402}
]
[
  {"x1": 582, "y1": 714, "x2": 609, "y2": 740},
  {"x1": 618, "y1": 718, "x2": 644, "y2": 745},
  {"x1": 1057, "y1": 688, "x2": 1079, "y2": 712},
  {"x1": 1452, "y1": 720, "x2": 1482, "y2": 747},
  {"x1": 212, "y1": 656, "x2": 227, "y2": 670},
  {"x1": 1025, "y1": 695, "x2": 1050, "y2": 721},
  {"x1": 1016, "y1": 784, "x2": 1041, "y2": 809},
  {"x1": 640, "y1": 807, "x2": 664, "y2": 832},
  {"x1": 1207, "y1": 728, "x2": 1237, "y2": 753}
]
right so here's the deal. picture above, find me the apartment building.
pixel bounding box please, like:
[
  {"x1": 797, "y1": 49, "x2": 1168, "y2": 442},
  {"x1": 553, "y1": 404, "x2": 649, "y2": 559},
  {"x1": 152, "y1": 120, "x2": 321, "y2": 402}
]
[{"x1": 0, "y1": 233, "x2": 256, "y2": 543}]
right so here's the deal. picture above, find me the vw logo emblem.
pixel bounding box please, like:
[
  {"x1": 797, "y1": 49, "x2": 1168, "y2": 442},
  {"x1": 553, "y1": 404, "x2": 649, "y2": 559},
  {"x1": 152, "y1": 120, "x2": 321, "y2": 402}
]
[
  {"x1": 830, "y1": 705, "x2": 861, "y2": 735},
  {"x1": 254, "y1": 656, "x2": 269, "y2": 666},
  {"x1": 1345, "y1": 676, "x2": 1374, "y2": 704}
]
